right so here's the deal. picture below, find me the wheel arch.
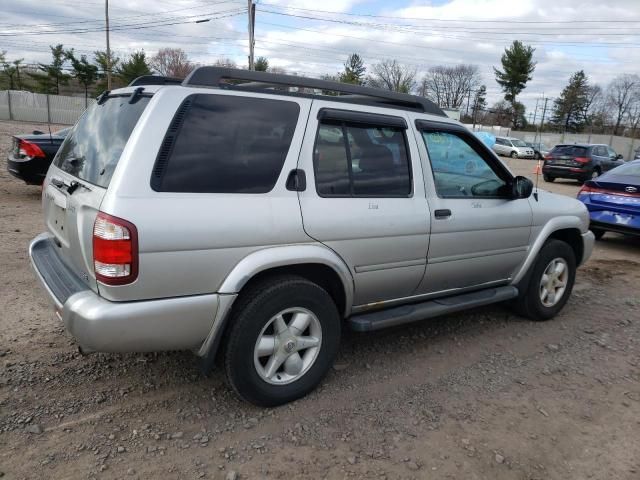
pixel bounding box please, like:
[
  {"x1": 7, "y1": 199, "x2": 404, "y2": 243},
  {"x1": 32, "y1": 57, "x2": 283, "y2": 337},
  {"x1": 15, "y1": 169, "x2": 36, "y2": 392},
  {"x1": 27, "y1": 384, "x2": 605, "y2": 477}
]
[{"x1": 512, "y1": 217, "x2": 586, "y2": 287}]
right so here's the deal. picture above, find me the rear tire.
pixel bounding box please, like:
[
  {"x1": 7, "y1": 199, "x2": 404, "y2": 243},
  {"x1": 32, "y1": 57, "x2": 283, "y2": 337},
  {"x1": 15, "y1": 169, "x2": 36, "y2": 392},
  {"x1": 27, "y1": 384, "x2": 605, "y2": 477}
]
[
  {"x1": 543, "y1": 174, "x2": 555, "y2": 182},
  {"x1": 223, "y1": 275, "x2": 341, "y2": 407},
  {"x1": 513, "y1": 240, "x2": 576, "y2": 321}
]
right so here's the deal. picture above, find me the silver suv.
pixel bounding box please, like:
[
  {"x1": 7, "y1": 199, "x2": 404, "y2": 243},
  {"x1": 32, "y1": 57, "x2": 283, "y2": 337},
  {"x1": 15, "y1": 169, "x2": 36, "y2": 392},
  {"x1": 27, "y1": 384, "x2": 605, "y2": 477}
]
[
  {"x1": 30, "y1": 68, "x2": 594, "y2": 406},
  {"x1": 493, "y1": 136, "x2": 535, "y2": 159}
]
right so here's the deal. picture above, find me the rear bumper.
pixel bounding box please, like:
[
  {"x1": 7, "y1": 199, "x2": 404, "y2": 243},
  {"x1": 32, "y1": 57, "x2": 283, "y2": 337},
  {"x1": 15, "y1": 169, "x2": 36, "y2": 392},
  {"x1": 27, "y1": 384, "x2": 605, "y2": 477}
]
[
  {"x1": 29, "y1": 233, "x2": 223, "y2": 353},
  {"x1": 7, "y1": 155, "x2": 49, "y2": 185},
  {"x1": 542, "y1": 165, "x2": 590, "y2": 179}
]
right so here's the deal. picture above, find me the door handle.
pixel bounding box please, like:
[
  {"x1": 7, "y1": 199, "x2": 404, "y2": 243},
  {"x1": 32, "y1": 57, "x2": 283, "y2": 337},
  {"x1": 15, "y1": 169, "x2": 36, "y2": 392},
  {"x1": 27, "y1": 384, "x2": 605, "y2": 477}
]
[{"x1": 434, "y1": 209, "x2": 451, "y2": 219}]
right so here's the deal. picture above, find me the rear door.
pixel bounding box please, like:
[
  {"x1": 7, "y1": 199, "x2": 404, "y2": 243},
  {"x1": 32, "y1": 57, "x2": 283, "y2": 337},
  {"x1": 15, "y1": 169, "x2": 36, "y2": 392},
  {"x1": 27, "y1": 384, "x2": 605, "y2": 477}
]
[
  {"x1": 42, "y1": 93, "x2": 152, "y2": 292},
  {"x1": 298, "y1": 102, "x2": 430, "y2": 306}
]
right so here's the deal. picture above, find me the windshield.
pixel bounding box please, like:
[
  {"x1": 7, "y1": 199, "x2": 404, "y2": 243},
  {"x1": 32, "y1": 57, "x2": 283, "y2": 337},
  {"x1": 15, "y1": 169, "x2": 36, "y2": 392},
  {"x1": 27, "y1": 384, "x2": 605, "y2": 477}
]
[
  {"x1": 54, "y1": 95, "x2": 151, "y2": 187},
  {"x1": 511, "y1": 139, "x2": 527, "y2": 147}
]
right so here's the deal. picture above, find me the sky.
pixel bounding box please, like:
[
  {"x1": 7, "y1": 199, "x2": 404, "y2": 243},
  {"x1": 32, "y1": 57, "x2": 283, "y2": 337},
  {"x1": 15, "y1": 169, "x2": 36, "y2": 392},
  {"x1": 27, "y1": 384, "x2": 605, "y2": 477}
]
[{"x1": 1, "y1": 0, "x2": 640, "y2": 119}]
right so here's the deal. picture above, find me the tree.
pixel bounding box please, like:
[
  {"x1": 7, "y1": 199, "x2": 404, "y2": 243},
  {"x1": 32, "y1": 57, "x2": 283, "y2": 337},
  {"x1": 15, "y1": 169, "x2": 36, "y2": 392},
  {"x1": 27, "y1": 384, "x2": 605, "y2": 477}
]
[
  {"x1": 66, "y1": 50, "x2": 98, "y2": 103},
  {"x1": 471, "y1": 85, "x2": 487, "y2": 124},
  {"x1": 418, "y1": 64, "x2": 480, "y2": 109},
  {"x1": 116, "y1": 51, "x2": 152, "y2": 85},
  {"x1": 151, "y1": 48, "x2": 194, "y2": 78},
  {"x1": 254, "y1": 56, "x2": 269, "y2": 72},
  {"x1": 1, "y1": 51, "x2": 19, "y2": 90},
  {"x1": 550, "y1": 70, "x2": 591, "y2": 133},
  {"x1": 494, "y1": 40, "x2": 536, "y2": 126},
  {"x1": 29, "y1": 44, "x2": 70, "y2": 94},
  {"x1": 339, "y1": 53, "x2": 366, "y2": 85},
  {"x1": 368, "y1": 59, "x2": 416, "y2": 93},
  {"x1": 605, "y1": 74, "x2": 640, "y2": 135},
  {"x1": 214, "y1": 57, "x2": 237, "y2": 68},
  {"x1": 94, "y1": 50, "x2": 120, "y2": 92}
]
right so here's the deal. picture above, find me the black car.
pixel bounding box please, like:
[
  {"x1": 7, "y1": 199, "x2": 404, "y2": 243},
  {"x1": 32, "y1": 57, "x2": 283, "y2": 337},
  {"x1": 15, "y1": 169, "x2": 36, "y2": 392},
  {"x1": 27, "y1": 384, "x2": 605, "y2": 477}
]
[
  {"x1": 7, "y1": 127, "x2": 70, "y2": 185},
  {"x1": 542, "y1": 143, "x2": 624, "y2": 184},
  {"x1": 524, "y1": 141, "x2": 549, "y2": 160}
]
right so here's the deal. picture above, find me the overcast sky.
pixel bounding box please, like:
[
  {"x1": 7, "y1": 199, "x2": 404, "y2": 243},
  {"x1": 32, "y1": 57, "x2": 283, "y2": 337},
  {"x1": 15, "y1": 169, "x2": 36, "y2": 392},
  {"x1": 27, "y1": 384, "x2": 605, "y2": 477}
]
[{"x1": 2, "y1": 0, "x2": 639, "y2": 118}]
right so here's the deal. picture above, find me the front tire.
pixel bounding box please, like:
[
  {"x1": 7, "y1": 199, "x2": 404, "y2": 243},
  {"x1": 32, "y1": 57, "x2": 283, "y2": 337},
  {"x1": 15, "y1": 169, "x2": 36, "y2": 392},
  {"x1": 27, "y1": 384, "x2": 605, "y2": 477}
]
[
  {"x1": 513, "y1": 240, "x2": 576, "y2": 321},
  {"x1": 510, "y1": 151, "x2": 518, "y2": 158},
  {"x1": 543, "y1": 174, "x2": 555, "y2": 182},
  {"x1": 223, "y1": 275, "x2": 341, "y2": 407}
]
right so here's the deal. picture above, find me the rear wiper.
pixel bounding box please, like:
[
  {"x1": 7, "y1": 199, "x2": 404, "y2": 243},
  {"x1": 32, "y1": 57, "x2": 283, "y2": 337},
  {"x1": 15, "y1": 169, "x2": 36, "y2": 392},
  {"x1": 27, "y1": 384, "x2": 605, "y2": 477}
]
[
  {"x1": 128, "y1": 86, "x2": 145, "y2": 104},
  {"x1": 96, "y1": 90, "x2": 111, "y2": 105}
]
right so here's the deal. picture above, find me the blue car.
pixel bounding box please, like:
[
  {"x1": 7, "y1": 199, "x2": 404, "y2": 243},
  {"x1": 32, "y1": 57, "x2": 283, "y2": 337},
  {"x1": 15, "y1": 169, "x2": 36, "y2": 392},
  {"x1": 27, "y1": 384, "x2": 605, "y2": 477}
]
[{"x1": 577, "y1": 160, "x2": 640, "y2": 239}]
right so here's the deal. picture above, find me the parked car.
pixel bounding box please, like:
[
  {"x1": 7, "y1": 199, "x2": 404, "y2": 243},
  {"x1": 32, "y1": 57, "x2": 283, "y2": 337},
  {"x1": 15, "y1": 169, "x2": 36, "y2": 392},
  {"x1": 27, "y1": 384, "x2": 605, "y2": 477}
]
[
  {"x1": 542, "y1": 143, "x2": 624, "y2": 184},
  {"x1": 577, "y1": 160, "x2": 640, "y2": 239},
  {"x1": 6, "y1": 127, "x2": 70, "y2": 184},
  {"x1": 492, "y1": 136, "x2": 535, "y2": 159},
  {"x1": 29, "y1": 68, "x2": 594, "y2": 406},
  {"x1": 634, "y1": 146, "x2": 640, "y2": 160},
  {"x1": 524, "y1": 141, "x2": 549, "y2": 160}
]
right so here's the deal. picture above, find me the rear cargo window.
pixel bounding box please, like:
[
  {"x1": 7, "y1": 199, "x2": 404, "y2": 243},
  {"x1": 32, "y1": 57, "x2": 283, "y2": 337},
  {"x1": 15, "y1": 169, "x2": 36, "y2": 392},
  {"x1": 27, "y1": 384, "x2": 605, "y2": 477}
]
[
  {"x1": 54, "y1": 95, "x2": 150, "y2": 187},
  {"x1": 550, "y1": 145, "x2": 588, "y2": 157},
  {"x1": 152, "y1": 94, "x2": 300, "y2": 193}
]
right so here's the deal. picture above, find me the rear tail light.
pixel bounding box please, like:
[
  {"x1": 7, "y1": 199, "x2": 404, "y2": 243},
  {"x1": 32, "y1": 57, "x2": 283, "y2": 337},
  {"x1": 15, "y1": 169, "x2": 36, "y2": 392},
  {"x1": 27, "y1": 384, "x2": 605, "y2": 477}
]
[
  {"x1": 18, "y1": 139, "x2": 45, "y2": 159},
  {"x1": 544, "y1": 154, "x2": 552, "y2": 161},
  {"x1": 579, "y1": 184, "x2": 640, "y2": 197},
  {"x1": 93, "y1": 212, "x2": 138, "y2": 285},
  {"x1": 574, "y1": 157, "x2": 590, "y2": 164}
]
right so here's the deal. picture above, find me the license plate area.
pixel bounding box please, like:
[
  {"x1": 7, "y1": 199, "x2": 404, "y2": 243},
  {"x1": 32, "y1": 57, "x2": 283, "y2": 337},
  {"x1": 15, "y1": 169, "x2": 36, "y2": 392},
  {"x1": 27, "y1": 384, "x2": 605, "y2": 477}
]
[{"x1": 44, "y1": 185, "x2": 69, "y2": 243}]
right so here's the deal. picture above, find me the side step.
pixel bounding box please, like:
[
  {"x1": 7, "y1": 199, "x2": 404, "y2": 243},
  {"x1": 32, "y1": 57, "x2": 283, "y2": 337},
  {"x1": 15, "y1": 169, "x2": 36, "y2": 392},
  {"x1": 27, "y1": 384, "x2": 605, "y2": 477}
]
[{"x1": 348, "y1": 286, "x2": 519, "y2": 332}]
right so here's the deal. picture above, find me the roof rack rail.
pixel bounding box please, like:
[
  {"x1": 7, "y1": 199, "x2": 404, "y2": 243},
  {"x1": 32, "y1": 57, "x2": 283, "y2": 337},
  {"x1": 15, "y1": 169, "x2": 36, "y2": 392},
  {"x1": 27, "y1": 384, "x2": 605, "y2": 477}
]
[
  {"x1": 129, "y1": 75, "x2": 184, "y2": 87},
  {"x1": 183, "y1": 67, "x2": 445, "y2": 116}
]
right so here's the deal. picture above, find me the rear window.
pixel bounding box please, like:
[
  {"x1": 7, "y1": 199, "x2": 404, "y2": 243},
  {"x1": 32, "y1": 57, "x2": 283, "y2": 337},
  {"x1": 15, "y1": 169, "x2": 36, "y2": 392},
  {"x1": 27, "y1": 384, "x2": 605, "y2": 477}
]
[
  {"x1": 152, "y1": 94, "x2": 300, "y2": 193},
  {"x1": 550, "y1": 145, "x2": 588, "y2": 157},
  {"x1": 54, "y1": 95, "x2": 150, "y2": 187},
  {"x1": 610, "y1": 161, "x2": 640, "y2": 177}
]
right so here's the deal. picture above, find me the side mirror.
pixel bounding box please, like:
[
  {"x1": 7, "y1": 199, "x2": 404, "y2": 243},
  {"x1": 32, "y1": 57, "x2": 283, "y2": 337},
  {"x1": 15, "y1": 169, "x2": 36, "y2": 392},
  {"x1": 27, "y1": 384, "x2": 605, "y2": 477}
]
[
  {"x1": 617, "y1": 154, "x2": 624, "y2": 160},
  {"x1": 32, "y1": 130, "x2": 44, "y2": 135},
  {"x1": 512, "y1": 176, "x2": 533, "y2": 199}
]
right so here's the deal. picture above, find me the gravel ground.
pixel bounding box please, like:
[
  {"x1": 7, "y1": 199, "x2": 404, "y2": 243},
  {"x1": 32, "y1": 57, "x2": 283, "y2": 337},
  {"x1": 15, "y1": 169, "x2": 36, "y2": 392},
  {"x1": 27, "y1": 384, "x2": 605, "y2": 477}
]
[{"x1": 1, "y1": 120, "x2": 639, "y2": 479}]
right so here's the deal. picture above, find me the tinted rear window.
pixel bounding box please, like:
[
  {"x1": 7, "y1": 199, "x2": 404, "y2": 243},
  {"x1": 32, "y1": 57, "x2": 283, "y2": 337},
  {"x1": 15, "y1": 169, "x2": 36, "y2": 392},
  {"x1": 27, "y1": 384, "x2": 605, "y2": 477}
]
[
  {"x1": 550, "y1": 145, "x2": 588, "y2": 157},
  {"x1": 54, "y1": 95, "x2": 150, "y2": 187},
  {"x1": 610, "y1": 161, "x2": 640, "y2": 177},
  {"x1": 153, "y1": 94, "x2": 300, "y2": 193}
]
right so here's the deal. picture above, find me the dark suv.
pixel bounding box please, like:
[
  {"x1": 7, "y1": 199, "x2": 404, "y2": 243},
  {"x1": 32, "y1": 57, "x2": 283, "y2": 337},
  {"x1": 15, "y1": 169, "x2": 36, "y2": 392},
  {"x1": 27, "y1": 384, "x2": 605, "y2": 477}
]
[{"x1": 543, "y1": 144, "x2": 624, "y2": 184}]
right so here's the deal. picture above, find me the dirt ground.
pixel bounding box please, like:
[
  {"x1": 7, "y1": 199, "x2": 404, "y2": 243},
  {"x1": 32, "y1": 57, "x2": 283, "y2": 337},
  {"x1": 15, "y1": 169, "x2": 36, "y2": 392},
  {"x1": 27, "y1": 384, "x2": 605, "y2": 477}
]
[{"x1": 1, "y1": 120, "x2": 639, "y2": 480}]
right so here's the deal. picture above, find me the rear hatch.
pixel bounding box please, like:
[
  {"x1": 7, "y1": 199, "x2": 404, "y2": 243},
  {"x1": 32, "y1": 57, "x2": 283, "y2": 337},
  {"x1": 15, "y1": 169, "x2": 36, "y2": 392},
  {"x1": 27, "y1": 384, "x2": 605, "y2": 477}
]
[
  {"x1": 583, "y1": 176, "x2": 640, "y2": 214},
  {"x1": 42, "y1": 93, "x2": 151, "y2": 293},
  {"x1": 546, "y1": 145, "x2": 589, "y2": 167}
]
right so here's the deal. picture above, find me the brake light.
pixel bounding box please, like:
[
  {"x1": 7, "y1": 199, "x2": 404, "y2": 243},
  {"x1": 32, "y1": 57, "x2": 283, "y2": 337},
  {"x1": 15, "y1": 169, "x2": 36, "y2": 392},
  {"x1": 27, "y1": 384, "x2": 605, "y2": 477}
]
[
  {"x1": 544, "y1": 154, "x2": 552, "y2": 160},
  {"x1": 574, "y1": 157, "x2": 590, "y2": 164},
  {"x1": 19, "y1": 139, "x2": 45, "y2": 159},
  {"x1": 579, "y1": 184, "x2": 640, "y2": 197},
  {"x1": 93, "y1": 212, "x2": 138, "y2": 285}
]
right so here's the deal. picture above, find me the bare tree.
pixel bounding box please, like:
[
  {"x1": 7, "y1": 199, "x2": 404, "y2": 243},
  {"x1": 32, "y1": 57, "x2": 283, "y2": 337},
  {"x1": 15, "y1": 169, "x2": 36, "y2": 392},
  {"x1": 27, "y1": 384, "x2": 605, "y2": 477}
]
[
  {"x1": 418, "y1": 64, "x2": 480, "y2": 109},
  {"x1": 151, "y1": 48, "x2": 194, "y2": 78},
  {"x1": 214, "y1": 57, "x2": 237, "y2": 68},
  {"x1": 606, "y1": 74, "x2": 640, "y2": 135},
  {"x1": 368, "y1": 59, "x2": 416, "y2": 93},
  {"x1": 581, "y1": 84, "x2": 602, "y2": 126}
]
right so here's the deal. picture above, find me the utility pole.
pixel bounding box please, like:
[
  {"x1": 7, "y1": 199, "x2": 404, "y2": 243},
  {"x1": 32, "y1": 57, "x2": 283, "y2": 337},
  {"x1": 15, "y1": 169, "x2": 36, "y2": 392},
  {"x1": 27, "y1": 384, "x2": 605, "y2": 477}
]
[
  {"x1": 540, "y1": 97, "x2": 550, "y2": 131},
  {"x1": 105, "y1": 0, "x2": 112, "y2": 89},
  {"x1": 247, "y1": 0, "x2": 255, "y2": 70},
  {"x1": 532, "y1": 97, "x2": 540, "y2": 144}
]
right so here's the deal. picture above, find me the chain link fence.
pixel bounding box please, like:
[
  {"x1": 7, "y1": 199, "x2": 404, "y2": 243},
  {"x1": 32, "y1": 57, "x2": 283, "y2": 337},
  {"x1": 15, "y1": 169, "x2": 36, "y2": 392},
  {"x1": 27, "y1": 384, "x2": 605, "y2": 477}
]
[{"x1": 0, "y1": 90, "x2": 93, "y2": 125}]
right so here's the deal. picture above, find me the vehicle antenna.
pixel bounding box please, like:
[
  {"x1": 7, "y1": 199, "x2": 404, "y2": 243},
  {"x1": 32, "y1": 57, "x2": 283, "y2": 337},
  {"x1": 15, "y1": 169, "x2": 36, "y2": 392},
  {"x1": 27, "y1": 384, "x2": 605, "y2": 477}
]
[
  {"x1": 533, "y1": 159, "x2": 540, "y2": 201},
  {"x1": 48, "y1": 122, "x2": 52, "y2": 145}
]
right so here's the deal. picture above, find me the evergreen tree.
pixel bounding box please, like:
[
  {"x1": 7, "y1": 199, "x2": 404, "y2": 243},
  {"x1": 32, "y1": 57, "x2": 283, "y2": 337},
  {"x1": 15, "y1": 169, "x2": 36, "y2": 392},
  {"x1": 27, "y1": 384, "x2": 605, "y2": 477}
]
[
  {"x1": 116, "y1": 51, "x2": 152, "y2": 85},
  {"x1": 471, "y1": 85, "x2": 487, "y2": 123},
  {"x1": 494, "y1": 41, "x2": 536, "y2": 126},
  {"x1": 29, "y1": 44, "x2": 70, "y2": 94},
  {"x1": 66, "y1": 50, "x2": 99, "y2": 103},
  {"x1": 94, "y1": 50, "x2": 120, "y2": 93},
  {"x1": 340, "y1": 53, "x2": 366, "y2": 85},
  {"x1": 254, "y1": 56, "x2": 269, "y2": 72},
  {"x1": 551, "y1": 70, "x2": 590, "y2": 132}
]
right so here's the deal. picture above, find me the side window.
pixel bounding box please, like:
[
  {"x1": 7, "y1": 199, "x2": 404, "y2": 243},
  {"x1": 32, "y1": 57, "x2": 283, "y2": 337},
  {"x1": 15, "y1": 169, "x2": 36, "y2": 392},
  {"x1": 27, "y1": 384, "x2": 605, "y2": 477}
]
[
  {"x1": 593, "y1": 146, "x2": 604, "y2": 157},
  {"x1": 421, "y1": 131, "x2": 509, "y2": 198},
  {"x1": 314, "y1": 121, "x2": 411, "y2": 197},
  {"x1": 607, "y1": 146, "x2": 617, "y2": 157},
  {"x1": 495, "y1": 138, "x2": 504, "y2": 146},
  {"x1": 152, "y1": 94, "x2": 300, "y2": 193}
]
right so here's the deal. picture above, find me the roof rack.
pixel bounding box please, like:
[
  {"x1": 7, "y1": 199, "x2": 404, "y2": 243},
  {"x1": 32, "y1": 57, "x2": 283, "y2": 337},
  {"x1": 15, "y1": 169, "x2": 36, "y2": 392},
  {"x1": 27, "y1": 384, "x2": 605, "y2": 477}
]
[
  {"x1": 129, "y1": 75, "x2": 183, "y2": 87},
  {"x1": 183, "y1": 67, "x2": 445, "y2": 116}
]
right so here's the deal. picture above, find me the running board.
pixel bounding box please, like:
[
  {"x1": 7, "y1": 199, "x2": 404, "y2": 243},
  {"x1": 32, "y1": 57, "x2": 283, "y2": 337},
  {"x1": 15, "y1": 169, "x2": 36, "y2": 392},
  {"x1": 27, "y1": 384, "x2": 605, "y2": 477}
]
[{"x1": 348, "y1": 286, "x2": 519, "y2": 332}]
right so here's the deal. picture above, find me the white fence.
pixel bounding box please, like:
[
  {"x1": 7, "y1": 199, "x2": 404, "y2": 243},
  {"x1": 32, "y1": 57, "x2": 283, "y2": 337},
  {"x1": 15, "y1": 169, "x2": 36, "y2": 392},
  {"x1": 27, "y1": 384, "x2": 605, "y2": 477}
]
[
  {"x1": 0, "y1": 90, "x2": 93, "y2": 125},
  {"x1": 467, "y1": 124, "x2": 639, "y2": 160}
]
